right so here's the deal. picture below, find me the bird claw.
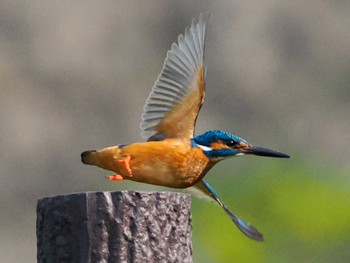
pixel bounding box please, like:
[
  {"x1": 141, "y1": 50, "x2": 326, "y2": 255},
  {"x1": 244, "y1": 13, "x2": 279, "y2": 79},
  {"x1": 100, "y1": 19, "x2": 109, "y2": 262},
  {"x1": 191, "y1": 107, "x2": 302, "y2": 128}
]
[
  {"x1": 116, "y1": 155, "x2": 133, "y2": 178},
  {"x1": 107, "y1": 174, "x2": 124, "y2": 181},
  {"x1": 107, "y1": 155, "x2": 132, "y2": 181}
]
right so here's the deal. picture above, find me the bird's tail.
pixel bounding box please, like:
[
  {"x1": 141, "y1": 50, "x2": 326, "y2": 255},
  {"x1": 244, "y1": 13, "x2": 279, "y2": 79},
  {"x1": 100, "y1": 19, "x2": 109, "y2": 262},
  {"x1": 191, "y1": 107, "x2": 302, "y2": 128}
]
[
  {"x1": 81, "y1": 146, "x2": 121, "y2": 171},
  {"x1": 190, "y1": 179, "x2": 264, "y2": 241},
  {"x1": 81, "y1": 150, "x2": 99, "y2": 165}
]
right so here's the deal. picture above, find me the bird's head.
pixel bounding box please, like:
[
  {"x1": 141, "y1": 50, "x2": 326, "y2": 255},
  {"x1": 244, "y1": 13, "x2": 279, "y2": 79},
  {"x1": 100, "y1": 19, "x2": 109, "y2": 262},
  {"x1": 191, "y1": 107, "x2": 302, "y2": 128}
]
[{"x1": 192, "y1": 130, "x2": 290, "y2": 160}]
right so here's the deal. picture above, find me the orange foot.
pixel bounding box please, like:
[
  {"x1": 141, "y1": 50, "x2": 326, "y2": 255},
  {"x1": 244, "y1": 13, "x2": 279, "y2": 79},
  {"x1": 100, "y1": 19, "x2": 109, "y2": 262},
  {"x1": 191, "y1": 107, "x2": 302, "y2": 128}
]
[
  {"x1": 107, "y1": 174, "x2": 124, "y2": 181},
  {"x1": 117, "y1": 155, "x2": 132, "y2": 178}
]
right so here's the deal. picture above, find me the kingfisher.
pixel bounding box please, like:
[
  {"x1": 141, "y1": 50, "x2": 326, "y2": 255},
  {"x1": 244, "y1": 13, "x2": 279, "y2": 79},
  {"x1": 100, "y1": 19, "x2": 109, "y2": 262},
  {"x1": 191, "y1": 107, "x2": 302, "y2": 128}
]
[{"x1": 81, "y1": 14, "x2": 290, "y2": 241}]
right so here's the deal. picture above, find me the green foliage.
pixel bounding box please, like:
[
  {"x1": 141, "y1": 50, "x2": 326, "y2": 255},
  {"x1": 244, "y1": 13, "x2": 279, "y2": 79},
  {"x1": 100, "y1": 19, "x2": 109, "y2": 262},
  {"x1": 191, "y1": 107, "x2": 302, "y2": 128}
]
[{"x1": 191, "y1": 158, "x2": 350, "y2": 262}]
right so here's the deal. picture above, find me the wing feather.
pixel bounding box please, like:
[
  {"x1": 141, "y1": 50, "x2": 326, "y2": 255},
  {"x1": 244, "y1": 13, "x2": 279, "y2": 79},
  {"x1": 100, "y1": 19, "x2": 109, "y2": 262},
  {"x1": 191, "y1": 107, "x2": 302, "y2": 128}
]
[{"x1": 140, "y1": 14, "x2": 208, "y2": 140}]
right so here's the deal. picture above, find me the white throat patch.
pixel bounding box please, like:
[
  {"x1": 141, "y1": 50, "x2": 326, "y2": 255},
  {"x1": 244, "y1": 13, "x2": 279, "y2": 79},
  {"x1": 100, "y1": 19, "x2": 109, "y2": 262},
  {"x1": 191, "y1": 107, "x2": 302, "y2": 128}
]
[{"x1": 197, "y1": 144, "x2": 213, "y2": 151}]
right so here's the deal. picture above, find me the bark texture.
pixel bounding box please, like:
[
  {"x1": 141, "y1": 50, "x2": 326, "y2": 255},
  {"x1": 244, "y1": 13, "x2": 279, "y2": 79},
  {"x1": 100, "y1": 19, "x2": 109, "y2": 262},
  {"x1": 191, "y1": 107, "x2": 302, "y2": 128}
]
[{"x1": 37, "y1": 191, "x2": 192, "y2": 263}]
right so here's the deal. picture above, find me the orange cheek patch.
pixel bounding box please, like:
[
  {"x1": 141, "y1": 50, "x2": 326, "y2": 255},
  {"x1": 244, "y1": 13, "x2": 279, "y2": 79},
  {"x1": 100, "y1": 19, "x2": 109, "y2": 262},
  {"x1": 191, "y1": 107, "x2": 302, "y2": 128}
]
[
  {"x1": 210, "y1": 141, "x2": 229, "y2": 150},
  {"x1": 238, "y1": 142, "x2": 250, "y2": 149}
]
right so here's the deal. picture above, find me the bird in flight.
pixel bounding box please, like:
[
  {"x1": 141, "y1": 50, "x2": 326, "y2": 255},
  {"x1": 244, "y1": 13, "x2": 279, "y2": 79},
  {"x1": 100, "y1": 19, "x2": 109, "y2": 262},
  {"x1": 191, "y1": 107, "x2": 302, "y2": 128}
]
[{"x1": 81, "y1": 14, "x2": 290, "y2": 241}]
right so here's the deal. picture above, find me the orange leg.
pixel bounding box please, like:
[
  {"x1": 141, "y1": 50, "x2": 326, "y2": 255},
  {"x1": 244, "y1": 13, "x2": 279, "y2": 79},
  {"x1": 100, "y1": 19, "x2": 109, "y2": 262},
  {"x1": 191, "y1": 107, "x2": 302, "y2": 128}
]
[
  {"x1": 107, "y1": 155, "x2": 132, "y2": 181},
  {"x1": 117, "y1": 155, "x2": 132, "y2": 177}
]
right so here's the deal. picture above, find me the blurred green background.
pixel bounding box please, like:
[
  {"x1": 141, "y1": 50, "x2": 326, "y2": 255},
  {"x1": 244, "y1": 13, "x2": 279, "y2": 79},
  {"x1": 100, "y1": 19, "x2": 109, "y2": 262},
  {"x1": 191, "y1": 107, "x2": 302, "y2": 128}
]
[{"x1": 1, "y1": 1, "x2": 349, "y2": 262}]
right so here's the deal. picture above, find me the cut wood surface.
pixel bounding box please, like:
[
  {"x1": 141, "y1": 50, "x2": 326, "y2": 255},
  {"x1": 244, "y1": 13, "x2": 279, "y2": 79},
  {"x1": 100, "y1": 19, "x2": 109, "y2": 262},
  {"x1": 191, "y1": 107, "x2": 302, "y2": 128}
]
[{"x1": 37, "y1": 191, "x2": 192, "y2": 263}]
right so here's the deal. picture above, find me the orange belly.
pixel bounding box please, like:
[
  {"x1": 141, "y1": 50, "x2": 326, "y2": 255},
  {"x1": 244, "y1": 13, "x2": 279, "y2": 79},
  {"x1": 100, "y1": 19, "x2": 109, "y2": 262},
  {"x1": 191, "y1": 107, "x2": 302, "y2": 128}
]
[{"x1": 95, "y1": 139, "x2": 210, "y2": 188}]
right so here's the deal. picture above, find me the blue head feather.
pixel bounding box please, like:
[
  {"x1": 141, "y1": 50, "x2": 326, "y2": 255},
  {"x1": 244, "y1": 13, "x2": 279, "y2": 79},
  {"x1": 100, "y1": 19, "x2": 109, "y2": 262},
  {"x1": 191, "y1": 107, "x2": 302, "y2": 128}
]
[{"x1": 191, "y1": 130, "x2": 247, "y2": 158}]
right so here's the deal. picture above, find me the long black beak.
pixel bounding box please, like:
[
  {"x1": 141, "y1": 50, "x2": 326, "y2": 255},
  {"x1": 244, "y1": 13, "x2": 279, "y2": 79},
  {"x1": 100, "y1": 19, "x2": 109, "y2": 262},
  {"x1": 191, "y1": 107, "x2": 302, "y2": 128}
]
[{"x1": 243, "y1": 145, "x2": 290, "y2": 158}]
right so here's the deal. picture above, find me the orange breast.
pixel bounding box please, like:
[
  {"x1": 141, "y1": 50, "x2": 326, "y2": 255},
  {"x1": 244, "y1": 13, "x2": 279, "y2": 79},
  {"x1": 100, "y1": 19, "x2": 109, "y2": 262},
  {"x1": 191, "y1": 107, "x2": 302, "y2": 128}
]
[{"x1": 117, "y1": 139, "x2": 210, "y2": 188}]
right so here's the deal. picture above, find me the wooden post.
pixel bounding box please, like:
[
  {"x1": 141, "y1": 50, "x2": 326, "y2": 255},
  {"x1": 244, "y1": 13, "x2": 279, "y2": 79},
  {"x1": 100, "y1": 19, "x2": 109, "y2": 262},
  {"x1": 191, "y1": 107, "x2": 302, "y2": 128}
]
[{"x1": 37, "y1": 191, "x2": 192, "y2": 263}]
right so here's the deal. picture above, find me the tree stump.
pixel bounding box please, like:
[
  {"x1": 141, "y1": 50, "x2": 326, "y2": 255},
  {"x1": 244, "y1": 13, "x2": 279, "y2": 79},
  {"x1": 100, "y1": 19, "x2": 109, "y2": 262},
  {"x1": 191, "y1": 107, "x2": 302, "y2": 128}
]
[{"x1": 36, "y1": 191, "x2": 192, "y2": 263}]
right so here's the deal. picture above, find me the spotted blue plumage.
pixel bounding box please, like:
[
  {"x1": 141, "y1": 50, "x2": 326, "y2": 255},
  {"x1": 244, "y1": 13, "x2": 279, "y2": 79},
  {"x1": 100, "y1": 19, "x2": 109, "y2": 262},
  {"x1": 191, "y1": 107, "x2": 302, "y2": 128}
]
[
  {"x1": 192, "y1": 130, "x2": 247, "y2": 158},
  {"x1": 193, "y1": 130, "x2": 246, "y2": 146}
]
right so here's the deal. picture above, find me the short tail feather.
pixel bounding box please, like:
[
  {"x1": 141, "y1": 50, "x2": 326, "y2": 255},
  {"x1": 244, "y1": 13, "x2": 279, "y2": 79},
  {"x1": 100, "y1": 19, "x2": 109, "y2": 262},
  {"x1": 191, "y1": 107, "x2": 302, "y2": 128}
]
[{"x1": 81, "y1": 150, "x2": 97, "y2": 165}]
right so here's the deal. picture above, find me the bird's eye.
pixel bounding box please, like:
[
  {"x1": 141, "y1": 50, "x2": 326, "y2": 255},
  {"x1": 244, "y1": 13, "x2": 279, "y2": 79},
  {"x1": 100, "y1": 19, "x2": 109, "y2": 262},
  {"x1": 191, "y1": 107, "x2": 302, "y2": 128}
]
[{"x1": 225, "y1": 140, "x2": 237, "y2": 147}]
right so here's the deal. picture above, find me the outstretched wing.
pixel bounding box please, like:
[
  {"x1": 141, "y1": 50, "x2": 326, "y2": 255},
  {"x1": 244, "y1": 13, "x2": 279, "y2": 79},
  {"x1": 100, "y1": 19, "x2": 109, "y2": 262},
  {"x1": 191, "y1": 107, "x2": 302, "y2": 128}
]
[{"x1": 140, "y1": 14, "x2": 208, "y2": 141}]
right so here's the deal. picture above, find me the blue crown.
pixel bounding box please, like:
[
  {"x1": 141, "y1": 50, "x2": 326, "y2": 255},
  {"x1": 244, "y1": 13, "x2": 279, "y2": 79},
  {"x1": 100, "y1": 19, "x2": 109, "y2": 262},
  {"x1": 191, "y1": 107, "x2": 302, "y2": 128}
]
[
  {"x1": 191, "y1": 130, "x2": 247, "y2": 158},
  {"x1": 193, "y1": 130, "x2": 246, "y2": 146}
]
